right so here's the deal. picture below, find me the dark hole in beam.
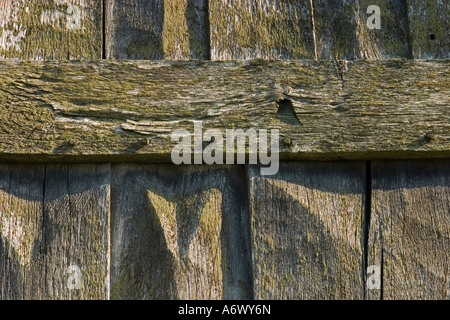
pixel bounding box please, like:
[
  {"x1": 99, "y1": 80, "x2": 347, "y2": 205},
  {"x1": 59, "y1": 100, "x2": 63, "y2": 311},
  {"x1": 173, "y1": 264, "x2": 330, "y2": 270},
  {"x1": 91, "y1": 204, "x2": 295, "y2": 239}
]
[{"x1": 275, "y1": 99, "x2": 301, "y2": 126}]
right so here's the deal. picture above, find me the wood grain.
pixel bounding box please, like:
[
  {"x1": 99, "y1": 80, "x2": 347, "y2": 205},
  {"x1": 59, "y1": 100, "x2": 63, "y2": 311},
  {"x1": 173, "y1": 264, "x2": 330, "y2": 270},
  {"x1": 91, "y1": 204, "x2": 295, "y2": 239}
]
[
  {"x1": 43, "y1": 163, "x2": 110, "y2": 299},
  {"x1": 110, "y1": 164, "x2": 251, "y2": 299},
  {"x1": 0, "y1": 163, "x2": 110, "y2": 299},
  {"x1": 0, "y1": 164, "x2": 45, "y2": 299},
  {"x1": 367, "y1": 160, "x2": 450, "y2": 299},
  {"x1": 247, "y1": 162, "x2": 366, "y2": 299},
  {"x1": 0, "y1": 0, "x2": 102, "y2": 60},
  {"x1": 105, "y1": 0, "x2": 209, "y2": 59},
  {"x1": 105, "y1": 0, "x2": 164, "y2": 59},
  {"x1": 312, "y1": 0, "x2": 411, "y2": 60},
  {"x1": 209, "y1": 0, "x2": 315, "y2": 60},
  {"x1": 1, "y1": 1, "x2": 448, "y2": 61},
  {"x1": 407, "y1": 0, "x2": 450, "y2": 59},
  {"x1": 0, "y1": 59, "x2": 448, "y2": 161}
]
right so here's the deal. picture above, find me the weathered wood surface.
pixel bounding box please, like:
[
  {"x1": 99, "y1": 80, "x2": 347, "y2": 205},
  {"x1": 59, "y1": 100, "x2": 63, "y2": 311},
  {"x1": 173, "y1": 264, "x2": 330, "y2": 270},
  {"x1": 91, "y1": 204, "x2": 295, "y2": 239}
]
[
  {"x1": 313, "y1": 0, "x2": 411, "y2": 60},
  {"x1": 0, "y1": 59, "x2": 448, "y2": 162},
  {"x1": 0, "y1": 0, "x2": 102, "y2": 60},
  {"x1": 407, "y1": 0, "x2": 450, "y2": 59},
  {"x1": 210, "y1": 0, "x2": 412, "y2": 60},
  {"x1": 0, "y1": 164, "x2": 45, "y2": 299},
  {"x1": 209, "y1": 0, "x2": 315, "y2": 60},
  {"x1": 110, "y1": 164, "x2": 251, "y2": 299},
  {"x1": 248, "y1": 162, "x2": 366, "y2": 299},
  {"x1": 105, "y1": 0, "x2": 210, "y2": 59},
  {"x1": 0, "y1": 163, "x2": 110, "y2": 299},
  {"x1": 1, "y1": 1, "x2": 448, "y2": 61},
  {"x1": 367, "y1": 160, "x2": 450, "y2": 299},
  {"x1": 105, "y1": 0, "x2": 164, "y2": 60}
]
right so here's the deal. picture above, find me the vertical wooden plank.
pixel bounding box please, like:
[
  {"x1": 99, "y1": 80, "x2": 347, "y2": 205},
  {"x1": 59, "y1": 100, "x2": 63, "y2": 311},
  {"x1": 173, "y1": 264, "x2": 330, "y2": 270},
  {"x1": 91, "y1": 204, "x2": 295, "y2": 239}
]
[
  {"x1": 407, "y1": 0, "x2": 450, "y2": 59},
  {"x1": 313, "y1": 0, "x2": 410, "y2": 60},
  {"x1": 248, "y1": 162, "x2": 366, "y2": 299},
  {"x1": 105, "y1": 0, "x2": 164, "y2": 59},
  {"x1": 358, "y1": 0, "x2": 411, "y2": 59},
  {"x1": 368, "y1": 160, "x2": 450, "y2": 300},
  {"x1": 210, "y1": 0, "x2": 315, "y2": 60},
  {"x1": 111, "y1": 164, "x2": 251, "y2": 299},
  {"x1": 210, "y1": 0, "x2": 411, "y2": 60},
  {"x1": 0, "y1": 164, "x2": 45, "y2": 299},
  {"x1": 164, "y1": 0, "x2": 210, "y2": 59},
  {"x1": 0, "y1": 163, "x2": 110, "y2": 299},
  {"x1": 105, "y1": 0, "x2": 209, "y2": 59},
  {"x1": 43, "y1": 163, "x2": 110, "y2": 299},
  {"x1": 0, "y1": 0, "x2": 102, "y2": 60}
]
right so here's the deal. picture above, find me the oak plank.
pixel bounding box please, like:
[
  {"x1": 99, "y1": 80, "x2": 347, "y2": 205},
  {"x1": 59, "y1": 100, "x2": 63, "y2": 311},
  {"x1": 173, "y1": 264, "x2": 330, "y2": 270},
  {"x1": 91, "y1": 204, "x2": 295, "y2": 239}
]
[
  {"x1": 0, "y1": 164, "x2": 45, "y2": 299},
  {"x1": 407, "y1": 0, "x2": 450, "y2": 59},
  {"x1": 43, "y1": 163, "x2": 110, "y2": 299},
  {"x1": 313, "y1": 0, "x2": 410, "y2": 60},
  {"x1": 247, "y1": 162, "x2": 366, "y2": 299},
  {"x1": 209, "y1": 0, "x2": 315, "y2": 60},
  {"x1": 210, "y1": 0, "x2": 412, "y2": 60},
  {"x1": 105, "y1": 0, "x2": 164, "y2": 59},
  {"x1": 0, "y1": 60, "x2": 448, "y2": 161},
  {"x1": 105, "y1": 0, "x2": 209, "y2": 59},
  {"x1": 0, "y1": 0, "x2": 102, "y2": 60},
  {"x1": 110, "y1": 164, "x2": 251, "y2": 299},
  {"x1": 367, "y1": 160, "x2": 450, "y2": 299},
  {"x1": 0, "y1": 163, "x2": 110, "y2": 299}
]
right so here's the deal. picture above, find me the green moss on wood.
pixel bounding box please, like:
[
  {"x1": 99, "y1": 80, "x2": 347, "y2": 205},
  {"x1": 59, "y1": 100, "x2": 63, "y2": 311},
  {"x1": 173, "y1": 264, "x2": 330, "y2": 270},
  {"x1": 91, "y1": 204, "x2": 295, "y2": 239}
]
[
  {"x1": 210, "y1": 0, "x2": 315, "y2": 60},
  {"x1": 0, "y1": 60, "x2": 448, "y2": 162},
  {"x1": 408, "y1": 0, "x2": 450, "y2": 58},
  {"x1": 0, "y1": 1, "x2": 102, "y2": 60}
]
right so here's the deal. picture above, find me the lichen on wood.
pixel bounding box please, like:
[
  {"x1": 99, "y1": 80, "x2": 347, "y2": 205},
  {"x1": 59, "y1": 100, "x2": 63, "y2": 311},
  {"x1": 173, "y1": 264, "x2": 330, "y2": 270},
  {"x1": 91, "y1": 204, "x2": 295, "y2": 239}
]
[
  {"x1": 367, "y1": 160, "x2": 450, "y2": 299},
  {"x1": 105, "y1": 0, "x2": 209, "y2": 60},
  {"x1": 248, "y1": 162, "x2": 366, "y2": 299},
  {"x1": 110, "y1": 164, "x2": 252, "y2": 299},
  {"x1": 0, "y1": 59, "x2": 448, "y2": 162},
  {"x1": 0, "y1": 163, "x2": 110, "y2": 299},
  {"x1": 210, "y1": 0, "x2": 315, "y2": 60},
  {"x1": 0, "y1": 0, "x2": 102, "y2": 60},
  {"x1": 407, "y1": 0, "x2": 450, "y2": 59}
]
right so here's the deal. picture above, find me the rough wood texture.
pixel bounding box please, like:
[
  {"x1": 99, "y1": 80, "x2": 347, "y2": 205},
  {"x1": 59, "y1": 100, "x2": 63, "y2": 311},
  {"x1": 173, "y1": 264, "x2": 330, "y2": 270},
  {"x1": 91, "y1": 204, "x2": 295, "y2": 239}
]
[
  {"x1": 0, "y1": 163, "x2": 110, "y2": 299},
  {"x1": 0, "y1": 0, "x2": 102, "y2": 60},
  {"x1": 110, "y1": 164, "x2": 251, "y2": 299},
  {"x1": 367, "y1": 160, "x2": 450, "y2": 300},
  {"x1": 248, "y1": 162, "x2": 366, "y2": 299},
  {"x1": 407, "y1": 0, "x2": 450, "y2": 59},
  {"x1": 0, "y1": 59, "x2": 448, "y2": 162},
  {"x1": 210, "y1": 0, "x2": 411, "y2": 60},
  {"x1": 43, "y1": 163, "x2": 110, "y2": 299},
  {"x1": 105, "y1": 0, "x2": 210, "y2": 59},
  {"x1": 313, "y1": 0, "x2": 411, "y2": 60},
  {"x1": 210, "y1": 0, "x2": 315, "y2": 60},
  {"x1": 105, "y1": 0, "x2": 164, "y2": 59},
  {"x1": 0, "y1": 164, "x2": 45, "y2": 299},
  {"x1": 2, "y1": 1, "x2": 448, "y2": 61}
]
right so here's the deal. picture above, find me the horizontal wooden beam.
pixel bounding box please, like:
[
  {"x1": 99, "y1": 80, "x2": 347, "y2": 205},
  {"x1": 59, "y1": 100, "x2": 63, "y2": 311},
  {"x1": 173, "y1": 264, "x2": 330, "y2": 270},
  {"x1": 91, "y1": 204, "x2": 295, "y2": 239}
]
[{"x1": 0, "y1": 59, "x2": 448, "y2": 162}]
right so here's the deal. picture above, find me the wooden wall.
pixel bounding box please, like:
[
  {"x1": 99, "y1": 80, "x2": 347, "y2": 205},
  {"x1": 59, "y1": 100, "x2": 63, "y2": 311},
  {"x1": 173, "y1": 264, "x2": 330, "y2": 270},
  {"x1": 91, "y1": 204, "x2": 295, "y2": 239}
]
[
  {"x1": 1, "y1": 0, "x2": 449, "y2": 60},
  {"x1": 0, "y1": 1, "x2": 449, "y2": 300}
]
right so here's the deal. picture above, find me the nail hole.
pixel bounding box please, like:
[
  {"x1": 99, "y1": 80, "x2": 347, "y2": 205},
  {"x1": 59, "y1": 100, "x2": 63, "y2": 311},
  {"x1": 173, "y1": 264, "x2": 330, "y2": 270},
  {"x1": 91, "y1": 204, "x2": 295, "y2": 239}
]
[
  {"x1": 429, "y1": 33, "x2": 436, "y2": 40},
  {"x1": 423, "y1": 132, "x2": 435, "y2": 143},
  {"x1": 275, "y1": 99, "x2": 301, "y2": 126},
  {"x1": 68, "y1": 139, "x2": 76, "y2": 147}
]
